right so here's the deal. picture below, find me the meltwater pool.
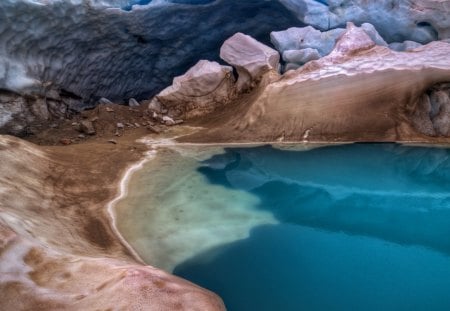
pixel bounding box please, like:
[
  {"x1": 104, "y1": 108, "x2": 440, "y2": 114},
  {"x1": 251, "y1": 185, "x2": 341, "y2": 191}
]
[{"x1": 115, "y1": 143, "x2": 450, "y2": 311}]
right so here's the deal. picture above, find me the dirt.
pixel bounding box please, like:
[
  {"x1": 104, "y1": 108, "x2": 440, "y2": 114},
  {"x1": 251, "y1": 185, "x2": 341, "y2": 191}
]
[
  {"x1": 26, "y1": 103, "x2": 166, "y2": 146},
  {"x1": 0, "y1": 106, "x2": 226, "y2": 310},
  {"x1": 11, "y1": 102, "x2": 193, "y2": 257}
]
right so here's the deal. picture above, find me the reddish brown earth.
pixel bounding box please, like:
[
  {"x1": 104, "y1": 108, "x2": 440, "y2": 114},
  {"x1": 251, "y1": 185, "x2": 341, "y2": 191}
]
[{"x1": 0, "y1": 113, "x2": 225, "y2": 310}]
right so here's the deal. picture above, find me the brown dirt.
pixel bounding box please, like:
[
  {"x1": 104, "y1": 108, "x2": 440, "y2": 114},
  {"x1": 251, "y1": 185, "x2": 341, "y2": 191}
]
[
  {"x1": 26, "y1": 103, "x2": 165, "y2": 146},
  {"x1": 11, "y1": 103, "x2": 197, "y2": 258},
  {"x1": 14, "y1": 104, "x2": 167, "y2": 255},
  {"x1": 0, "y1": 105, "x2": 226, "y2": 310}
]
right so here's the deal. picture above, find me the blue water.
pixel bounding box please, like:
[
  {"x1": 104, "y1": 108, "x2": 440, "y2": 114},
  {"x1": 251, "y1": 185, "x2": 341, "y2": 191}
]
[{"x1": 173, "y1": 143, "x2": 450, "y2": 311}]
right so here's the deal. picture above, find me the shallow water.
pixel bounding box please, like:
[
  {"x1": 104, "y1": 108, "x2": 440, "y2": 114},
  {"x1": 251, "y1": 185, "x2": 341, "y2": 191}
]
[{"x1": 116, "y1": 143, "x2": 450, "y2": 311}]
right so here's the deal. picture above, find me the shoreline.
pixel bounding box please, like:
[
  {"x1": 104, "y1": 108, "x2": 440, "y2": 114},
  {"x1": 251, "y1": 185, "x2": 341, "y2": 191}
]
[
  {"x1": 0, "y1": 132, "x2": 228, "y2": 310},
  {"x1": 106, "y1": 133, "x2": 450, "y2": 269},
  {"x1": 3, "y1": 125, "x2": 450, "y2": 310},
  {"x1": 106, "y1": 148, "x2": 157, "y2": 265}
]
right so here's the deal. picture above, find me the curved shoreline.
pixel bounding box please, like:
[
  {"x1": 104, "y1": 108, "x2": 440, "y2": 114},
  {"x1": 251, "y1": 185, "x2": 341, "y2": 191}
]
[
  {"x1": 107, "y1": 135, "x2": 450, "y2": 267},
  {"x1": 106, "y1": 148, "x2": 157, "y2": 265}
]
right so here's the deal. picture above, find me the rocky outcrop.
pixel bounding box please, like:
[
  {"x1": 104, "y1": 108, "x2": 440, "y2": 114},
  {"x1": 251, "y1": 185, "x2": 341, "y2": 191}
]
[
  {"x1": 220, "y1": 33, "x2": 280, "y2": 91},
  {"x1": 271, "y1": 26, "x2": 345, "y2": 70},
  {"x1": 0, "y1": 89, "x2": 73, "y2": 136},
  {"x1": 183, "y1": 23, "x2": 450, "y2": 143},
  {"x1": 149, "y1": 60, "x2": 235, "y2": 119},
  {"x1": 389, "y1": 41, "x2": 423, "y2": 51},
  {"x1": 150, "y1": 34, "x2": 283, "y2": 119},
  {"x1": 410, "y1": 83, "x2": 450, "y2": 136}
]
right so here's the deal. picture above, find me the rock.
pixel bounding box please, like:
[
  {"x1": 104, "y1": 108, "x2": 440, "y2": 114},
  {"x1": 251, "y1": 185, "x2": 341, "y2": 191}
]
[
  {"x1": 430, "y1": 88, "x2": 449, "y2": 118},
  {"x1": 430, "y1": 87, "x2": 450, "y2": 136},
  {"x1": 107, "y1": 139, "x2": 117, "y2": 144},
  {"x1": 147, "y1": 125, "x2": 162, "y2": 134},
  {"x1": 79, "y1": 120, "x2": 96, "y2": 135},
  {"x1": 59, "y1": 138, "x2": 72, "y2": 145},
  {"x1": 46, "y1": 99, "x2": 67, "y2": 118},
  {"x1": 282, "y1": 48, "x2": 321, "y2": 67},
  {"x1": 78, "y1": 134, "x2": 86, "y2": 139},
  {"x1": 389, "y1": 41, "x2": 423, "y2": 51},
  {"x1": 116, "y1": 122, "x2": 124, "y2": 129},
  {"x1": 152, "y1": 111, "x2": 160, "y2": 120},
  {"x1": 271, "y1": 26, "x2": 344, "y2": 70},
  {"x1": 148, "y1": 98, "x2": 162, "y2": 113},
  {"x1": 410, "y1": 94, "x2": 436, "y2": 136},
  {"x1": 30, "y1": 98, "x2": 50, "y2": 121},
  {"x1": 105, "y1": 106, "x2": 114, "y2": 112},
  {"x1": 99, "y1": 97, "x2": 113, "y2": 105},
  {"x1": 128, "y1": 98, "x2": 140, "y2": 107},
  {"x1": 45, "y1": 88, "x2": 61, "y2": 101},
  {"x1": 153, "y1": 60, "x2": 235, "y2": 119},
  {"x1": 284, "y1": 63, "x2": 301, "y2": 71},
  {"x1": 0, "y1": 90, "x2": 68, "y2": 136},
  {"x1": 360, "y1": 23, "x2": 388, "y2": 47},
  {"x1": 330, "y1": 23, "x2": 376, "y2": 56},
  {"x1": 59, "y1": 96, "x2": 84, "y2": 113},
  {"x1": 0, "y1": 94, "x2": 27, "y2": 135},
  {"x1": 433, "y1": 112, "x2": 450, "y2": 136},
  {"x1": 162, "y1": 116, "x2": 175, "y2": 126},
  {"x1": 220, "y1": 33, "x2": 279, "y2": 91},
  {"x1": 271, "y1": 26, "x2": 345, "y2": 57}
]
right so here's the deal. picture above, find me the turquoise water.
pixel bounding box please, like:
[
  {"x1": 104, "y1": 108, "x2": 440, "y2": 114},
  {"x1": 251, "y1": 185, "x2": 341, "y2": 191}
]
[
  {"x1": 115, "y1": 143, "x2": 450, "y2": 310},
  {"x1": 169, "y1": 144, "x2": 450, "y2": 311}
]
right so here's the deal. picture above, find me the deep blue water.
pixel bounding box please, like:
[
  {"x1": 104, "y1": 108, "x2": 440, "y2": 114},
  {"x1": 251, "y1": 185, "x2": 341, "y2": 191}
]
[{"x1": 173, "y1": 144, "x2": 450, "y2": 311}]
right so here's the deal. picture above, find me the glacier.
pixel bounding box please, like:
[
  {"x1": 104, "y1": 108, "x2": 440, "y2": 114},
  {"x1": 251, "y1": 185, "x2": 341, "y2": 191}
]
[{"x1": 1, "y1": 0, "x2": 450, "y2": 105}]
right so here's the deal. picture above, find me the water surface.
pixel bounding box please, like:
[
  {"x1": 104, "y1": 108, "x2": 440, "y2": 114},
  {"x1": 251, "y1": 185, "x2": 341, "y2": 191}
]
[{"x1": 116, "y1": 143, "x2": 450, "y2": 311}]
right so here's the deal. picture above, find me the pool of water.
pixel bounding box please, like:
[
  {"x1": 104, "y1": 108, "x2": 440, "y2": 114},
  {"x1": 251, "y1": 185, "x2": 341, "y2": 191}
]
[{"x1": 115, "y1": 143, "x2": 450, "y2": 311}]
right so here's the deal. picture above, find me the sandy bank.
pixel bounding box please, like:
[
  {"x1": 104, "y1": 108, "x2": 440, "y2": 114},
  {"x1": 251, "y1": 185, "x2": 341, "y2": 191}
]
[{"x1": 0, "y1": 128, "x2": 225, "y2": 310}]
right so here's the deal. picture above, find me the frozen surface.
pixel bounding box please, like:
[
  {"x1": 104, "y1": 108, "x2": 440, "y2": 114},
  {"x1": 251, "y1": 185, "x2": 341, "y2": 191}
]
[{"x1": 1, "y1": 0, "x2": 450, "y2": 103}]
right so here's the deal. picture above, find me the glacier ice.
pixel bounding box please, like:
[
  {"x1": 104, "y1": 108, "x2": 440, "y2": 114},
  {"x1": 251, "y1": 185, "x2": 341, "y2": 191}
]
[
  {"x1": 1, "y1": 0, "x2": 450, "y2": 104},
  {"x1": 0, "y1": 0, "x2": 300, "y2": 104}
]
